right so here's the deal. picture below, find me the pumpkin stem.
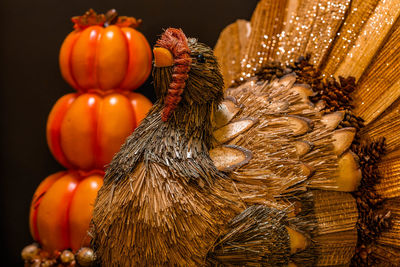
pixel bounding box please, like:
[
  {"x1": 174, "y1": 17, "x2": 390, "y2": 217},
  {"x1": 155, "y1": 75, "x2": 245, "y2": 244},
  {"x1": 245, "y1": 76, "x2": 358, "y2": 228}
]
[
  {"x1": 104, "y1": 9, "x2": 118, "y2": 27},
  {"x1": 72, "y1": 9, "x2": 142, "y2": 30},
  {"x1": 72, "y1": 9, "x2": 105, "y2": 30},
  {"x1": 115, "y1": 16, "x2": 142, "y2": 28}
]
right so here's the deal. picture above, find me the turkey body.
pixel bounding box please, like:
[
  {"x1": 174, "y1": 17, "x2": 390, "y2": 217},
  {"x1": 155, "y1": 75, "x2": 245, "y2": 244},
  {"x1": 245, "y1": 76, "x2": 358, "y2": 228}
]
[
  {"x1": 92, "y1": 102, "x2": 244, "y2": 266},
  {"x1": 92, "y1": 29, "x2": 361, "y2": 266},
  {"x1": 91, "y1": 0, "x2": 400, "y2": 264},
  {"x1": 92, "y1": 75, "x2": 360, "y2": 266},
  {"x1": 92, "y1": 32, "x2": 244, "y2": 266}
]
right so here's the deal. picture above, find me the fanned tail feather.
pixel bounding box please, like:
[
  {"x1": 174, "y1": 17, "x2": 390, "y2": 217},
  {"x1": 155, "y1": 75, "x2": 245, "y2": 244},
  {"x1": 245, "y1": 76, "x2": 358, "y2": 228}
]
[{"x1": 212, "y1": 0, "x2": 400, "y2": 264}]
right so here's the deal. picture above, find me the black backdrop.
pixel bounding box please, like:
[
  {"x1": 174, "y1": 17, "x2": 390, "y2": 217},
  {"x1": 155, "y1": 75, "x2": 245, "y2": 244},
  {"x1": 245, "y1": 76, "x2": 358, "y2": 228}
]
[{"x1": 0, "y1": 0, "x2": 257, "y2": 265}]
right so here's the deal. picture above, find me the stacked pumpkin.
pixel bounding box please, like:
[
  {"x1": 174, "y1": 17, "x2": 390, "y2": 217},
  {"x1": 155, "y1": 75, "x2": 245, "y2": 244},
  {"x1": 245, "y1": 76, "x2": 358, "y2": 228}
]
[{"x1": 22, "y1": 9, "x2": 153, "y2": 267}]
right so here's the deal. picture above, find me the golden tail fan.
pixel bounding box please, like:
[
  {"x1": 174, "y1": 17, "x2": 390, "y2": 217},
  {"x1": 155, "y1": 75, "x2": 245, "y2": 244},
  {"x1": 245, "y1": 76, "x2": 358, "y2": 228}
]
[
  {"x1": 213, "y1": 0, "x2": 400, "y2": 265},
  {"x1": 88, "y1": 0, "x2": 400, "y2": 266}
]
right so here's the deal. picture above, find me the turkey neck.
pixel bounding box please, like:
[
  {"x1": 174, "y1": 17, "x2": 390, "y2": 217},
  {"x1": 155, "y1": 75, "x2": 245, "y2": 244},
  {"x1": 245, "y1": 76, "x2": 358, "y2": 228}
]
[
  {"x1": 142, "y1": 93, "x2": 221, "y2": 185},
  {"x1": 104, "y1": 63, "x2": 224, "y2": 186},
  {"x1": 104, "y1": 90, "x2": 222, "y2": 187},
  {"x1": 154, "y1": 95, "x2": 216, "y2": 147}
]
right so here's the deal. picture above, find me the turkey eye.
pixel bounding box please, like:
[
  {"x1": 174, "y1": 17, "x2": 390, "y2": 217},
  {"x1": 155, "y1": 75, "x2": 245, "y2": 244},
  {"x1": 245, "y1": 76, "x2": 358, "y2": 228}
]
[{"x1": 197, "y1": 53, "x2": 206, "y2": 63}]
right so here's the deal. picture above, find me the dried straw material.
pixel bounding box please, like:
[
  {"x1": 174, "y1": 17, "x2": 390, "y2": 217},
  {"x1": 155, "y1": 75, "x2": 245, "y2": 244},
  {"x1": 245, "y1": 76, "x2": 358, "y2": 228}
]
[
  {"x1": 226, "y1": 79, "x2": 309, "y2": 197},
  {"x1": 223, "y1": 58, "x2": 368, "y2": 265},
  {"x1": 210, "y1": 145, "x2": 252, "y2": 172},
  {"x1": 375, "y1": 154, "x2": 400, "y2": 199},
  {"x1": 93, "y1": 161, "x2": 243, "y2": 266},
  {"x1": 213, "y1": 118, "x2": 257, "y2": 143},
  {"x1": 213, "y1": 97, "x2": 241, "y2": 128},
  {"x1": 209, "y1": 69, "x2": 360, "y2": 264},
  {"x1": 92, "y1": 35, "x2": 238, "y2": 266},
  {"x1": 314, "y1": 229, "x2": 357, "y2": 266},
  {"x1": 334, "y1": 0, "x2": 400, "y2": 80},
  {"x1": 94, "y1": 30, "x2": 356, "y2": 265},
  {"x1": 214, "y1": 20, "x2": 250, "y2": 89},
  {"x1": 90, "y1": 0, "x2": 400, "y2": 260},
  {"x1": 92, "y1": 56, "x2": 364, "y2": 265},
  {"x1": 226, "y1": 75, "x2": 340, "y2": 195},
  {"x1": 206, "y1": 206, "x2": 291, "y2": 266},
  {"x1": 278, "y1": 0, "x2": 351, "y2": 67},
  {"x1": 278, "y1": 0, "x2": 318, "y2": 64},
  {"x1": 371, "y1": 243, "x2": 400, "y2": 265},
  {"x1": 312, "y1": 190, "x2": 358, "y2": 266},
  {"x1": 378, "y1": 198, "x2": 400, "y2": 248},
  {"x1": 313, "y1": 190, "x2": 358, "y2": 235},
  {"x1": 362, "y1": 99, "x2": 400, "y2": 152},
  {"x1": 354, "y1": 17, "x2": 400, "y2": 125},
  {"x1": 303, "y1": 0, "x2": 351, "y2": 68},
  {"x1": 321, "y1": 0, "x2": 380, "y2": 76},
  {"x1": 240, "y1": 0, "x2": 288, "y2": 79},
  {"x1": 257, "y1": 55, "x2": 358, "y2": 114},
  {"x1": 30, "y1": 0, "x2": 400, "y2": 264},
  {"x1": 207, "y1": 194, "x2": 319, "y2": 266}
]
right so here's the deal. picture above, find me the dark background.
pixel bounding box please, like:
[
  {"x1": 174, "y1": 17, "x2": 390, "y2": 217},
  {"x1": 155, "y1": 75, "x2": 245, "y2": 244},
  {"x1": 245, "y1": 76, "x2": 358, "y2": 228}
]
[{"x1": 0, "y1": 0, "x2": 257, "y2": 265}]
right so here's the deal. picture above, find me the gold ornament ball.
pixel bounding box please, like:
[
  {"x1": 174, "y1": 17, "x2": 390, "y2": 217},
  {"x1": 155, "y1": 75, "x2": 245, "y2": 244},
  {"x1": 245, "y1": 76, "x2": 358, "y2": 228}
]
[
  {"x1": 21, "y1": 243, "x2": 40, "y2": 260},
  {"x1": 75, "y1": 247, "x2": 96, "y2": 267},
  {"x1": 40, "y1": 259, "x2": 56, "y2": 267},
  {"x1": 60, "y1": 250, "x2": 75, "y2": 264},
  {"x1": 30, "y1": 259, "x2": 41, "y2": 267}
]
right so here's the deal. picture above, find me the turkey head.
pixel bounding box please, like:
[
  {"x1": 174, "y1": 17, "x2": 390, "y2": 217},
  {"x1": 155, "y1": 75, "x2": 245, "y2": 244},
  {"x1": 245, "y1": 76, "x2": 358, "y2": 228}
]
[{"x1": 153, "y1": 28, "x2": 224, "y2": 121}]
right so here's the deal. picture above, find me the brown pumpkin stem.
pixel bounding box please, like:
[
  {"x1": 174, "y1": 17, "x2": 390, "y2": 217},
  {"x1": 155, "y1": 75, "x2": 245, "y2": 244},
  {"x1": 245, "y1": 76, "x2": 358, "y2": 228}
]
[
  {"x1": 72, "y1": 9, "x2": 106, "y2": 30},
  {"x1": 72, "y1": 9, "x2": 142, "y2": 30},
  {"x1": 115, "y1": 16, "x2": 142, "y2": 28},
  {"x1": 104, "y1": 9, "x2": 118, "y2": 27}
]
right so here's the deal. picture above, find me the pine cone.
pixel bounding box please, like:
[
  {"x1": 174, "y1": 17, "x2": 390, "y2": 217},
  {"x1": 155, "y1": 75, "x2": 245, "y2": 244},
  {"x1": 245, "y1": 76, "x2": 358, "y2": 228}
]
[{"x1": 351, "y1": 139, "x2": 390, "y2": 266}]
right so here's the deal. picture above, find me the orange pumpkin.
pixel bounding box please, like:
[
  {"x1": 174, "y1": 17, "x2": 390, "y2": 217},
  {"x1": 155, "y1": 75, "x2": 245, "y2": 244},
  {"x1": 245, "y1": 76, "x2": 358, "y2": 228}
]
[
  {"x1": 29, "y1": 170, "x2": 103, "y2": 252},
  {"x1": 47, "y1": 91, "x2": 152, "y2": 170},
  {"x1": 59, "y1": 9, "x2": 152, "y2": 92}
]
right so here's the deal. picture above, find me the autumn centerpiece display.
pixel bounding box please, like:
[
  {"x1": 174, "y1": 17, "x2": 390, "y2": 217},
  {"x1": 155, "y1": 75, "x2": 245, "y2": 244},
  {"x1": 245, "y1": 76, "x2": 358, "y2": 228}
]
[
  {"x1": 22, "y1": 0, "x2": 400, "y2": 265},
  {"x1": 22, "y1": 9, "x2": 152, "y2": 267}
]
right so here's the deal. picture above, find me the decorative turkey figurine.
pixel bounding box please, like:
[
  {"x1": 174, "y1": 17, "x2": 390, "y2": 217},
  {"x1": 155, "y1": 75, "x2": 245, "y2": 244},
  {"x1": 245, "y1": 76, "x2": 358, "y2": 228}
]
[{"x1": 91, "y1": 26, "x2": 399, "y2": 266}]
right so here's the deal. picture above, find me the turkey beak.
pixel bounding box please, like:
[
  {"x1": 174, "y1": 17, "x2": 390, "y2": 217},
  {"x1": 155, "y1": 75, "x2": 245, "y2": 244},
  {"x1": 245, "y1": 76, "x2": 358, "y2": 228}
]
[{"x1": 153, "y1": 47, "x2": 174, "y2": 67}]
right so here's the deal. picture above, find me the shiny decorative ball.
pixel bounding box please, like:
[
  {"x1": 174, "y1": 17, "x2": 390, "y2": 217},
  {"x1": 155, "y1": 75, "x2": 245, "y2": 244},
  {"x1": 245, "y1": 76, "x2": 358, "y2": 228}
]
[
  {"x1": 75, "y1": 247, "x2": 96, "y2": 267},
  {"x1": 60, "y1": 250, "x2": 75, "y2": 264},
  {"x1": 30, "y1": 259, "x2": 41, "y2": 267},
  {"x1": 21, "y1": 243, "x2": 40, "y2": 260},
  {"x1": 40, "y1": 259, "x2": 56, "y2": 267}
]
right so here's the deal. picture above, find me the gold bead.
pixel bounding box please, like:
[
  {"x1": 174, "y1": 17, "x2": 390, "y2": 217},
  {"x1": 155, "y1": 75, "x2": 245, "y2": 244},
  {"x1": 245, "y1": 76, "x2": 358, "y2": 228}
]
[
  {"x1": 75, "y1": 247, "x2": 96, "y2": 267},
  {"x1": 40, "y1": 259, "x2": 56, "y2": 267},
  {"x1": 30, "y1": 259, "x2": 41, "y2": 267},
  {"x1": 21, "y1": 243, "x2": 40, "y2": 261},
  {"x1": 60, "y1": 250, "x2": 75, "y2": 264}
]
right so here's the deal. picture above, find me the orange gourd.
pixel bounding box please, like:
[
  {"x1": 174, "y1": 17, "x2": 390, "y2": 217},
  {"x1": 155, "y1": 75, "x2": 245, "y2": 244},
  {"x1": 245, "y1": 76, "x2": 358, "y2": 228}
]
[
  {"x1": 59, "y1": 9, "x2": 152, "y2": 92},
  {"x1": 25, "y1": 9, "x2": 154, "y2": 259},
  {"x1": 29, "y1": 171, "x2": 103, "y2": 252},
  {"x1": 47, "y1": 91, "x2": 152, "y2": 170}
]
